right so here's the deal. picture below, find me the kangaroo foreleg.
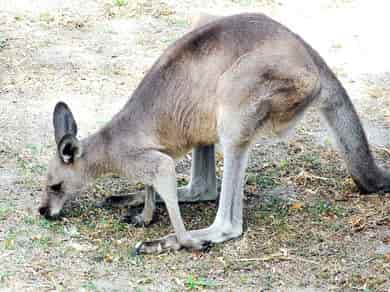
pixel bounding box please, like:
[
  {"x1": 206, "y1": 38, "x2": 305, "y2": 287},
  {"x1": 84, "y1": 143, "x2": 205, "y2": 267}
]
[
  {"x1": 135, "y1": 151, "x2": 211, "y2": 254},
  {"x1": 98, "y1": 145, "x2": 218, "y2": 208},
  {"x1": 121, "y1": 185, "x2": 157, "y2": 227}
]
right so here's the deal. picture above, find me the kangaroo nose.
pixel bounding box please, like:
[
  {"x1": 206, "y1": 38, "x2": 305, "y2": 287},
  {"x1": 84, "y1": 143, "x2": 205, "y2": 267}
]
[{"x1": 38, "y1": 206, "x2": 49, "y2": 216}]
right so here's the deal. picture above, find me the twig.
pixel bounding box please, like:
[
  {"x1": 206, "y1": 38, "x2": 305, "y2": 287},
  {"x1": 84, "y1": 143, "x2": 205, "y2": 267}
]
[
  {"x1": 289, "y1": 255, "x2": 320, "y2": 265},
  {"x1": 236, "y1": 252, "x2": 288, "y2": 262},
  {"x1": 300, "y1": 171, "x2": 331, "y2": 181},
  {"x1": 236, "y1": 253, "x2": 319, "y2": 265}
]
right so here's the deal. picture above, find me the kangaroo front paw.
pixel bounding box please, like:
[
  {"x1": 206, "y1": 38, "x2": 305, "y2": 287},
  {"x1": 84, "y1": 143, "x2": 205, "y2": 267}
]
[
  {"x1": 96, "y1": 196, "x2": 125, "y2": 208},
  {"x1": 96, "y1": 193, "x2": 145, "y2": 208},
  {"x1": 121, "y1": 209, "x2": 155, "y2": 227},
  {"x1": 187, "y1": 239, "x2": 212, "y2": 252}
]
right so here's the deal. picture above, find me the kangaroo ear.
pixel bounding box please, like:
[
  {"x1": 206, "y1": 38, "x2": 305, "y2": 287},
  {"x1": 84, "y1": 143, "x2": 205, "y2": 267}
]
[
  {"x1": 53, "y1": 102, "x2": 78, "y2": 145},
  {"x1": 58, "y1": 134, "x2": 83, "y2": 164},
  {"x1": 53, "y1": 102, "x2": 81, "y2": 163}
]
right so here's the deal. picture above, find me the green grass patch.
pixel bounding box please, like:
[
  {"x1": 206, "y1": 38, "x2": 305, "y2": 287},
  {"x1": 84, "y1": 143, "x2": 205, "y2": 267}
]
[
  {"x1": 2, "y1": 230, "x2": 17, "y2": 250},
  {"x1": 257, "y1": 197, "x2": 289, "y2": 221},
  {"x1": 81, "y1": 281, "x2": 98, "y2": 291},
  {"x1": 31, "y1": 235, "x2": 52, "y2": 248},
  {"x1": 185, "y1": 275, "x2": 217, "y2": 289},
  {"x1": 305, "y1": 201, "x2": 346, "y2": 219},
  {"x1": 170, "y1": 17, "x2": 189, "y2": 28},
  {"x1": 256, "y1": 197, "x2": 291, "y2": 234},
  {"x1": 257, "y1": 174, "x2": 278, "y2": 189},
  {"x1": 0, "y1": 205, "x2": 11, "y2": 221},
  {"x1": 39, "y1": 12, "x2": 55, "y2": 24},
  {"x1": 299, "y1": 153, "x2": 322, "y2": 169},
  {"x1": 246, "y1": 171, "x2": 280, "y2": 190},
  {"x1": 0, "y1": 271, "x2": 13, "y2": 283},
  {"x1": 255, "y1": 196, "x2": 347, "y2": 239},
  {"x1": 23, "y1": 215, "x2": 65, "y2": 235},
  {"x1": 113, "y1": 0, "x2": 127, "y2": 7}
]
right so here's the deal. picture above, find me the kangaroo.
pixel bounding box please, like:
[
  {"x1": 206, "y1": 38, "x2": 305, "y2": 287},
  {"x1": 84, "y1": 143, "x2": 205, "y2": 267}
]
[{"x1": 39, "y1": 13, "x2": 390, "y2": 254}]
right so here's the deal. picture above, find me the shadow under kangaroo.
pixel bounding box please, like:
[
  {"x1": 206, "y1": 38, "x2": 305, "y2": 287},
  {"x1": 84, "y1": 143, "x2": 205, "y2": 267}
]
[{"x1": 39, "y1": 13, "x2": 390, "y2": 254}]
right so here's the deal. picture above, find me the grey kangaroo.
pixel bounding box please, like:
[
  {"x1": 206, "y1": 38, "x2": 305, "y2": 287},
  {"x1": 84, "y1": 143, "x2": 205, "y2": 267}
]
[{"x1": 39, "y1": 13, "x2": 390, "y2": 254}]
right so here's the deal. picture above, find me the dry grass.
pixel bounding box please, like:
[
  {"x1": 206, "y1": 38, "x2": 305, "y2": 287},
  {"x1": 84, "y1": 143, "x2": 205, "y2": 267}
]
[{"x1": 1, "y1": 0, "x2": 390, "y2": 291}]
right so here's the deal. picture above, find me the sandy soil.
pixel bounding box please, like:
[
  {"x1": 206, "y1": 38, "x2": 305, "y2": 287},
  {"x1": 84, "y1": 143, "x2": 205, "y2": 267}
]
[{"x1": 0, "y1": 0, "x2": 389, "y2": 291}]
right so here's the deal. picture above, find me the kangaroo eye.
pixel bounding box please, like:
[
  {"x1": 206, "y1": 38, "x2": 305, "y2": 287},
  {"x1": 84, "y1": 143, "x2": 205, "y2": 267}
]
[{"x1": 50, "y1": 182, "x2": 63, "y2": 192}]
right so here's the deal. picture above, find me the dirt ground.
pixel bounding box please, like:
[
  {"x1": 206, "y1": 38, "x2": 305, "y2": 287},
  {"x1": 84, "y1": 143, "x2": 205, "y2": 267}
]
[{"x1": 0, "y1": 0, "x2": 389, "y2": 291}]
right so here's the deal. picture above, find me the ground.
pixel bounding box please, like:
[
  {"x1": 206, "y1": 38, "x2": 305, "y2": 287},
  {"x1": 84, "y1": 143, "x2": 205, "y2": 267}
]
[{"x1": 0, "y1": 0, "x2": 389, "y2": 291}]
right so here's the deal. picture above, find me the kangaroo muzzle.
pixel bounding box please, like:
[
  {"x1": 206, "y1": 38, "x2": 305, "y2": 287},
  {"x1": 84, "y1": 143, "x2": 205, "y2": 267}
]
[{"x1": 38, "y1": 203, "x2": 62, "y2": 220}]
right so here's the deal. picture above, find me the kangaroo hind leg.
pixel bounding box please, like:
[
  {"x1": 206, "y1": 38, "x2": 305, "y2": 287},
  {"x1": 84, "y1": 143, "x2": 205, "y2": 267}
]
[
  {"x1": 185, "y1": 48, "x2": 321, "y2": 243},
  {"x1": 177, "y1": 145, "x2": 218, "y2": 202}
]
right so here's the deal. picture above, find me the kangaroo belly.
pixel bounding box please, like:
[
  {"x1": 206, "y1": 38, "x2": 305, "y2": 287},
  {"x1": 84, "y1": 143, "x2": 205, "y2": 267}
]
[{"x1": 156, "y1": 102, "x2": 219, "y2": 158}]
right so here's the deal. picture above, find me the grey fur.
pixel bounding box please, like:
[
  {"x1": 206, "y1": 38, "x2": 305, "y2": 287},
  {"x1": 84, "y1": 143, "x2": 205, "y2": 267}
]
[{"x1": 40, "y1": 13, "x2": 390, "y2": 254}]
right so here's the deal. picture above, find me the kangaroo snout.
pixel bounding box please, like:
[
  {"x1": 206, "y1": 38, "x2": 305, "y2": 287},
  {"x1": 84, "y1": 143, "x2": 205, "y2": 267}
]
[
  {"x1": 38, "y1": 205, "x2": 56, "y2": 220},
  {"x1": 38, "y1": 205, "x2": 49, "y2": 216},
  {"x1": 38, "y1": 204, "x2": 62, "y2": 220}
]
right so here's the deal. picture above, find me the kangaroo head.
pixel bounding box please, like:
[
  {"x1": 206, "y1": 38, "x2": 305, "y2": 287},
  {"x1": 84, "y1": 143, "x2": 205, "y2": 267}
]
[{"x1": 39, "y1": 102, "x2": 87, "y2": 219}]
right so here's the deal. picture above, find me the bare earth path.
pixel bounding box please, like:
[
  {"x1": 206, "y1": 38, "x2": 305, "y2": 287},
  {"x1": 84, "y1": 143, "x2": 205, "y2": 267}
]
[{"x1": 0, "y1": 0, "x2": 389, "y2": 291}]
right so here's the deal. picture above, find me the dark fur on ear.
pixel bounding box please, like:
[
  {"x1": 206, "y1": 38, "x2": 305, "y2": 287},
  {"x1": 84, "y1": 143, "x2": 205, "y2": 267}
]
[
  {"x1": 53, "y1": 102, "x2": 82, "y2": 163},
  {"x1": 57, "y1": 134, "x2": 82, "y2": 164},
  {"x1": 53, "y1": 102, "x2": 78, "y2": 145}
]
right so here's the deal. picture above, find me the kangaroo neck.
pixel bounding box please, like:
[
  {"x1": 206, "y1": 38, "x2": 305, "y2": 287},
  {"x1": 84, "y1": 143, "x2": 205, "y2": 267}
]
[{"x1": 80, "y1": 132, "x2": 115, "y2": 179}]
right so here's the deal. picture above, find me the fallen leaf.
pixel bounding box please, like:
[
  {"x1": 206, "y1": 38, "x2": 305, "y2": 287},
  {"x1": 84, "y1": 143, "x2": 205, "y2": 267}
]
[
  {"x1": 104, "y1": 254, "x2": 114, "y2": 263},
  {"x1": 245, "y1": 185, "x2": 257, "y2": 194},
  {"x1": 349, "y1": 216, "x2": 366, "y2": 232},
  {"x1": 290, "y1": 203, "x2": 304, "y2": 210},
  {"x1": 191, "y1": 250, "x2": 203, "y2": 260},
  {"x1": 323, "y1": 211, "x2": 337, "y2": 220}
]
